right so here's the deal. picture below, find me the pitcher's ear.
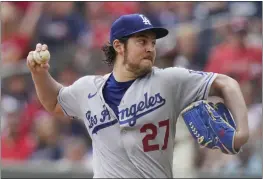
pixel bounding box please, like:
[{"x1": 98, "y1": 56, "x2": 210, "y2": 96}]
[{"x1": 113, "y1": 39, "x2": 124, "y2": 54}]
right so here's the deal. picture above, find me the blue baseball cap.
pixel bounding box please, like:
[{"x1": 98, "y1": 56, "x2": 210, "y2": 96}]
[{"x1": 110, "y1": 14, "x2": 169, "y2": 45}]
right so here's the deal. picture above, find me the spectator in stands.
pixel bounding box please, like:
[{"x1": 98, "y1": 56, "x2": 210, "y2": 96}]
[
  {"x1": 194, "y1": 2, "x2": 229, "y2": 20},
  {"x1": 205, "y1": 17, "x2": 262, "y2": 83},
  {"x1": 2, "y1": 75, "x2": 29, "y2": 105},
  {"x1": 78, "y1": 2, "x2": 111, "y2": 50},
  {"x1": 78, "y1": 1, "x2": 139, "y2": 51},
  {"x1": 1, "y1": 2, "x2": 44, "y2": 64},
  {"x1": 1, "y1": 100, "x2": 36, "y2": 161},
  {"x1": 103, "y1": 2, "x2": 139, "y2": 19},
  {"x1": 35, "y1": 2, "x2": 86, "y2": 51},
  {"x1": 60, "y1": 136, "x2": 92, "y2": 171},
  {"x1": 173, "y1": 2, "x2": 195, "y2": 23},
  {"x1": 56, "y1": 65, "x2": 80, "y2": 86},
  {"x1": 173, "y1": 23, "x2": 201, "y2": 70},
  {"x1": 18, "y1": 90, "x2": 46, "y2": 137},
  {"x1": 33, "y1": 2, "x2": 86, "y2": 71},
  {"x1": 1, "y1": 96, "x2": 21, "y2": 131},
  {"x1": 30, "y1": 113, "x2": 63, "y2": 161},
  {"x1": 194, "y1": 2, "x2": 230, "y2": 68},
  {"x1": 73, "y1": 2, "x2": 113, "y2": 74}
]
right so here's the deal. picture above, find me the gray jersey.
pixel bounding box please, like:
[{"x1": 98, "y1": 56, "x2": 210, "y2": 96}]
[{"x1": 58, "y1": 67, "x2": 217, "y2": 178}]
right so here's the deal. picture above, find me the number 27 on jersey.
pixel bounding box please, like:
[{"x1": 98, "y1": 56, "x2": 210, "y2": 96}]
[{"x1": 140, "y1": 119, "x2": 170, "y2": 152}]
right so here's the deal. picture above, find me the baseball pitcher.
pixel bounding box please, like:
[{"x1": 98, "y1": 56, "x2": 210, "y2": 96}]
[{"x1": 27, "y1": 14, "x2": 249, "y2": 178}]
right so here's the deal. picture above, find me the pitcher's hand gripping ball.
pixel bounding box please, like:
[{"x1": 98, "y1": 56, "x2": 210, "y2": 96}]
[
  {"x1": 32, "y1": 50, "x2": 50, "y2": 64},
  {"x1": 181, "y1": 100, "x2": 241, "y2": 155}
]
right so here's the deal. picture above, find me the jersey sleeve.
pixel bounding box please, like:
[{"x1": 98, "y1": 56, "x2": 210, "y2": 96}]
[
  {"x1": 57, "y1": 85, "x2": 80, "y2": 119},
  {"x1": 158, "y1": 67, "x2": 217, "y2": 113},
  {"x1": 57, "y1": 77, "x2": 89, "y2": 120}
]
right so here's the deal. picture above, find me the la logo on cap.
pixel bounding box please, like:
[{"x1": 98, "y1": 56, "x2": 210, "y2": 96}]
[{"x1": 139, "y1": 15, "x2": 152, "y2": 25}]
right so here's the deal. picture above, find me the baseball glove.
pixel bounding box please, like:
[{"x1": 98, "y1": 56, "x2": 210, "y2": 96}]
[{"x1": 181, "y1": 100, "x2": 241, "y2": 155}]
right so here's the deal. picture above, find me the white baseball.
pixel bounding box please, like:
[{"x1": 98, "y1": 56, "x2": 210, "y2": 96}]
[{"x1": 33, "y1": 50, "x2": 50, "y2": 64}]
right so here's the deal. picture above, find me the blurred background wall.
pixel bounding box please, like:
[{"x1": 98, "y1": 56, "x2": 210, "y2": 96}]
[{"x1": 1, "y1": 1, "x2": 262, "y2": 178}]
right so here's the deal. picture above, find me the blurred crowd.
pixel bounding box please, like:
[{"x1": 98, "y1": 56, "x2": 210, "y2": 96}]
[{"x1": 1, "y1": 1, "x2": 262, "y2": 177}]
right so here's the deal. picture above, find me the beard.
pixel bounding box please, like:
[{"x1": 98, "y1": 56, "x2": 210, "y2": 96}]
[{"x1": 123, "y1": 49, "x2": 153, "y2": 78}]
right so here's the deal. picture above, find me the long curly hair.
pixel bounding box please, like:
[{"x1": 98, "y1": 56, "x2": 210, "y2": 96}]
[{"x1": 101, "y1": 37, "x2": 129, "y2": 66}]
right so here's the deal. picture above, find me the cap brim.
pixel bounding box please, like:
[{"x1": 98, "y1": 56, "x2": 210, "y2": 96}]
[
  {"x1": 127, "y1": 27, "x2": 169, "y2": 39},
  {"x1": 148, "y1": 27, "x2": 169, "y2": 39}
]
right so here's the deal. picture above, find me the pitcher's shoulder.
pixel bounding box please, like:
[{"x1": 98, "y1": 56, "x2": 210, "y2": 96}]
[{"x1": 72, "y1": 74, "x2": 109, "y2": 88}]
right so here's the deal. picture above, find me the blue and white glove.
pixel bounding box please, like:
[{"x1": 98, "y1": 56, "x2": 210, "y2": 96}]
[{"x1": 181, "y1": 100, "x2": 241, "y2": 155}]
